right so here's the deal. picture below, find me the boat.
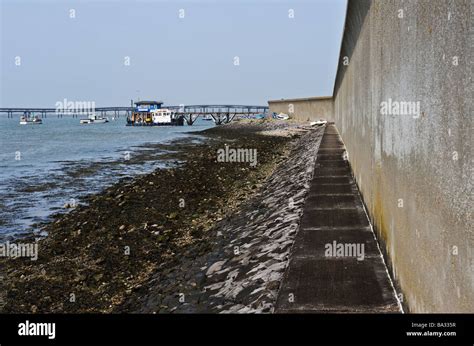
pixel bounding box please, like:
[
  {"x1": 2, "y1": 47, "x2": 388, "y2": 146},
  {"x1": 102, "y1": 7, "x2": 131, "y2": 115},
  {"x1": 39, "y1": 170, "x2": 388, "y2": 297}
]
[
  {"x1": 126, "y1": 101, "x2": 184, "y2": 126},
  {"x1": 20, "y1": 114, "x2": 42, "y2": 125},
  {"x1": 202, "y1": 115, "x2": 213, "y2": 121},
  {"x1": 80, "y1": 114, "x2": 109, "y2": 124},
  {"x1": 151, "y1": 108, "x2": 173, "y2": 125},
  {"x1": 275, "y1": 112, "x2": 289, "y2": 120},
  {"x1": 310, "y1": 119, "x2": 328, "y2": 126}
]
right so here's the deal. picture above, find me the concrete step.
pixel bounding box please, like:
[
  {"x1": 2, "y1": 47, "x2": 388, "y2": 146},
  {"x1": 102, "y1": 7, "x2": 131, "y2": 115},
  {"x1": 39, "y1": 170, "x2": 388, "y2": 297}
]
[
  {"x1": 291, "y1": 228, "x2": 379, "y2": 259},
  {"x1": 308, "y1": 183, "x2": 355, "y2": 195},
  {"x1": 305, "y1": 194, "x2": 361, "y2": 209},
  {"x1": 317, "y1": 155, "x2": 345, "y2": 161},
  {"x1": 318, "y1": 148, "x2": 346, "y2": 154},
  {"x1": 275, "y1": 124, "x2": 401, "y2": 314},
  {"x1": 313, "y1": 166, "x2": 352, "y2": 176},
  {"x1": 276, "y1": 257, "x2": 399, "y2": 313},
  {"x1": 316, "y1": 160, "x2": 350, "y2": 168},
  {"x1": 311, "y1": 176, "x2": 354, "y2": 184},
  {"x1": 300, "y1": 208, "x2": 370, "y2": 229}
]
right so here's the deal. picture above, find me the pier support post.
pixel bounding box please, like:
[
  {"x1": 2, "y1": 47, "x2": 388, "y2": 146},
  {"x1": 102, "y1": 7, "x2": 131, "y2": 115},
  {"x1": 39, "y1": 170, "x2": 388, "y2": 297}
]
[
  {"x1": 212, "y1": 113, "x2": 224, "y2": 125},
  {"x1": 185, "y1": 113, "x2": 196, "y2": 126}
]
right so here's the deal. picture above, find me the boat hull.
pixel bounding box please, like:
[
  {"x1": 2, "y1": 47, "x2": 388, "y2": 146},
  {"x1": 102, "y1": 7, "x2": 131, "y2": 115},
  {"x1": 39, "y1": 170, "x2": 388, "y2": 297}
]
[
  {"x1": 20, "y1": 121, "x2": 42, "y2": 125},
  {"x1": 126, "y1": 117, "x2": 184, "y2": 126},
  {"x1": 92, "y1": 119, "x2": 108, "y2": 124},
  {"x1": 80, "y1": 118, "x2": 108, "y2": 124},
  {"x1": 125, "y1": 122, "x2": 181, "y2": 127}
]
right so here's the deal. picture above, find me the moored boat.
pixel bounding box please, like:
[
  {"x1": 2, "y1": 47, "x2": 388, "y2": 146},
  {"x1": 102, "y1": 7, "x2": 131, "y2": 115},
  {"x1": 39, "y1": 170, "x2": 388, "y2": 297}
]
[
  {"x1": 274, "y1": 112, "x2": 289, "y2": 120},
  {"x1": 126, "y1": 101, "x2": 184, "y2": 126},
  {"x1": 80, "y1": 114, "x2": 109, "y2": 124},
  {"x1": 20, "y1": 114, "x2": 42, "y2": 125}
]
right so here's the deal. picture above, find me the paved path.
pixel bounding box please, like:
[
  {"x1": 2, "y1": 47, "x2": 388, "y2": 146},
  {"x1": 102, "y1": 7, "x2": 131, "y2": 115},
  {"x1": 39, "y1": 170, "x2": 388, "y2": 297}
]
[{"x1": 276, "y1": 124, "x2": 402, "y2": 313}]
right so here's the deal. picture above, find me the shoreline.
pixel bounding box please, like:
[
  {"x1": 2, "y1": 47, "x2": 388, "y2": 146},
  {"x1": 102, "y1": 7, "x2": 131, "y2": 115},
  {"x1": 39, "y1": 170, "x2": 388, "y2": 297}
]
[
  {"x1": 0, "y1": 121, "x2": 212, "y2": 241},
  {"x1": 0, "y1": 120, "x2": 324, "y2": 313}
]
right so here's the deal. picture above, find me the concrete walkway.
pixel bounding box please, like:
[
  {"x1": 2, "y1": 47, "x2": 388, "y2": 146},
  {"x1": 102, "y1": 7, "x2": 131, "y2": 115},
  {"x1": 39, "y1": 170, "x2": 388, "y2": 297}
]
[{"x1": 276, "y1": 124, "x2": 401, "y2": 313}]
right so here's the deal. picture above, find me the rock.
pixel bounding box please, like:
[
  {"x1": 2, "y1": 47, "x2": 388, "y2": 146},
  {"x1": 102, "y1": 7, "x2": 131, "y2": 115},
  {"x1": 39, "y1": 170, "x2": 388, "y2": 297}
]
[
  {"x1": 206, "y1": 260, "x2": 227, "y2": 276},
  {"x1": 266, "y1": 280, "x2": 280, "y2": 290}
]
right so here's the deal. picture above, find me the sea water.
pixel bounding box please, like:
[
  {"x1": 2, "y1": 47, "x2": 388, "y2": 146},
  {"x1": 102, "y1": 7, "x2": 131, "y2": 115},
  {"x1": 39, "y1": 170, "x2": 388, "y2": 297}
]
[{"x1": 0, "y1": 116, "x2": 214, "y2": 241}]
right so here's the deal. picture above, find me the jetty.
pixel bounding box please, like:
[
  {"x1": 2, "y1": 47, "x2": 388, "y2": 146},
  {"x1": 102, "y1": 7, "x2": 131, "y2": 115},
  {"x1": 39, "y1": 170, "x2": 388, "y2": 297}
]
[{"x1": 0, "y1": 104, "x2": 268, "y2": 125}]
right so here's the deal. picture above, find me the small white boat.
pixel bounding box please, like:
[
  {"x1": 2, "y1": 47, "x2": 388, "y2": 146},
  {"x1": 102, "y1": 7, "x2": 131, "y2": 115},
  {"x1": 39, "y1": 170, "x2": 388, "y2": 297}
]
[
  {"x1": 80, "y1": 114, "x2": 109, "y2": 124},
  {"x1": 275, "y1": 112, "x2": 289, "y2": 120},
  {"x1": 202, "y1": 115, "x2": 213, "y2": 121},
  {"x1": 20, "y1": 114, "x2": 42, "y2": 125},
  {"x1": 310, "y1": 119, "x2": 328, "y2": 126}
]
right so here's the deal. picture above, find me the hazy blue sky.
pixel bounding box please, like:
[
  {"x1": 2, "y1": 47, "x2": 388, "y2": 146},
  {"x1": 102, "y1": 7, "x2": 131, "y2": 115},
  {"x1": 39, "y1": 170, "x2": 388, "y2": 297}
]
[{"x1": 0, "y1": 0, "x2": 347, "y2": 107}]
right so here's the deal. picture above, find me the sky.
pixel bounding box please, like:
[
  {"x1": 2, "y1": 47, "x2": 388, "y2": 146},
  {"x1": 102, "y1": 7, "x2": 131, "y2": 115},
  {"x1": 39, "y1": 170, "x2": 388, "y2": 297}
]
[{"x1": 0, "y1": 0, "x2": 347, "y2": 107}]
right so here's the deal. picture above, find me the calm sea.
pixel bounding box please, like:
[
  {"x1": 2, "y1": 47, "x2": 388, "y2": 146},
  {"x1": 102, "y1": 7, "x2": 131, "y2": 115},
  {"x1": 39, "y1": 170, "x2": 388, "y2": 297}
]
[{"x1": 0, "y1": 116, "x2": 214, "y2": 241}]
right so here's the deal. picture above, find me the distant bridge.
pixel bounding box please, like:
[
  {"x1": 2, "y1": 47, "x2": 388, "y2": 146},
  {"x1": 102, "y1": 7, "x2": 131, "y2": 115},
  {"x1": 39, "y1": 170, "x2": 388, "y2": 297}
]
[
  {"x1": 0, "y1": 105, "x2": 269, "y2": 125},
  {"x1": 0, "y1": 107, "x2": 131, "y2": 118}
]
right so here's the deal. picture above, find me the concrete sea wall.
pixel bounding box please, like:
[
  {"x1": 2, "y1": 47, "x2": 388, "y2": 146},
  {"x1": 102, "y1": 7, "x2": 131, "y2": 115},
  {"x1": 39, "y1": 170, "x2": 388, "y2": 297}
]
[
  {"x1": 333, "y1": 0, "x2": 472, "y2": 312},
  {"x1": 268, "y1": 97, "x2": 334, "y2": 122}
]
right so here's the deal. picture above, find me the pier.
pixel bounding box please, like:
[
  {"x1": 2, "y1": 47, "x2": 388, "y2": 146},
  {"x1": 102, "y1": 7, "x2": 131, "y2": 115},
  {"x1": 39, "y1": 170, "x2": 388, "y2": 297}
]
[
  {"x1": 168, "y1": 105, "x2": 268, "y2": 125},
  {"x1": 0, "y1": 105, "x2": 268, "y2": 125},
  {"x1": 0, "y1": 107, "x2": 132, "y2": 119}
]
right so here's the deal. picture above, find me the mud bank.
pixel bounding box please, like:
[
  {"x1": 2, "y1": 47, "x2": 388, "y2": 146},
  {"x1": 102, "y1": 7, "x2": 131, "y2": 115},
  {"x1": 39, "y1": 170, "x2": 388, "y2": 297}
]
[{"x1": 0, "y1": 120, "x2": 324, "y2": 313}]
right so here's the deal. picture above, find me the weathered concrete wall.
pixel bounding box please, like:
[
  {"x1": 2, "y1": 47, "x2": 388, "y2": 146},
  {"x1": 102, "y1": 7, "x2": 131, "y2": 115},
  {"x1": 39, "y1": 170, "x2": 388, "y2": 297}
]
[
  {"x1": 268, "y1": 97, "x2": 334, "y2": 122},
  {"x1": 333, "y1": 0, "x2": 473, "y2": 312}
]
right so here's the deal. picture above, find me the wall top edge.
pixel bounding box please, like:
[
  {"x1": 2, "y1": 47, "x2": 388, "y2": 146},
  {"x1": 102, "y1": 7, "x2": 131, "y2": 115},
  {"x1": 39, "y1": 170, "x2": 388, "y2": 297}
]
[{"x1": 268, "y1": 96, "x2": 333, "y2": 103}]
